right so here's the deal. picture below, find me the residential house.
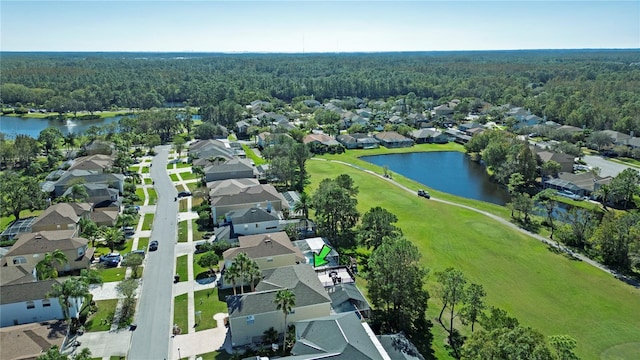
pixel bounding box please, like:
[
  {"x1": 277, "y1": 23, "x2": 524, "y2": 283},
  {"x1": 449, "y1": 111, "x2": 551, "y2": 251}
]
[
  {"x1": 556, "y1": 125, "x2": 584, "y2": 134},
  {"x1": 434, "y1": 105, "x2": 454, "y2": 118},
  {"x1": 3, "y1": 230, "x2": 93, "y2": 273},
  {"x1": 225, "y1": 207, "x2": 280, "y2": 236},
  {"x1": 226, "y1": 264, "x2": 331, "y2": 346},
  {"x1": 303, "y1": 99, "x2": 322, "y2": 108},
  {"x1": 376, "y1": 333, "x2": 425, "y2": 360},
  {"x1": 41, "y1": 170, "x2": 124, "y2": 198},
  {"x1": 458, "y1": 122, "x2": 482, "y2": 136},
  {"x1": 256, "y1": 132, "x2": 293, "y2": 149},
  {"x1": 410, "y1": 129, "x2": 448, "y2": 144},
  {"x1": 188, "y1": 139, "x2": 235, "y2": 163},
  {"x1": 601, "y1": 130, "x2": 632, "y2": 146},
  {"x1": 534, "y1": 150, "x2": 575, "y2": 174},
  {"x1": 290, "y1": 313, "x2": 391, "y2": 360},
  {"x1": 209, "y1": 182, "x2": 285, "y2": 225},
  {"x1": 445, "y1": 129, "x2": 471, "y2": 144},
  {"x1": 466, "y1": 127, "x2": 485, "y2": 137},
  {"x1": 303, "y1": 134, "x2": 341, "y2": 147},
  {"x1": 627, "y1": 137, "x2": 640, "y2": 149},
  {"x1": 222, "y1": 232, "x2": 304, "y2": 273},
  {"x1": 30, "y1": 203, "x2": 80, "y2": 233},
  {"x1": 327, "y1": 282, "x2": 371, "y2": 319},
  {"x1": 62, "y1": 183, "x2": 119, "y2": 204},
  {"x1": 544, "y1": 172, "x2": 613, "y2": 197},
  {"x1": 0, "y1": 278, "x2": 82, "y2": 327},
  {"x1": 292, "y1": 237, "x2": 340, "y2": 268},
  {"x1": 89, "y1": 209, "x2": 119, "y2": 227},
  {"x1": 336, "y1": 134, "x2": 380, "y2": 149},
  {"x1": 67, "y1": 154, "x2": 114, "y2": 172},
  {"x1": 374, "y1": 132, "x2": 414, "y2": 148},
  {"x1": 204, "y1": 159, "x2": 255, "y2": 182},
  {"x1": 82, "y1": 140, "x2": 114, "y2": 156}
]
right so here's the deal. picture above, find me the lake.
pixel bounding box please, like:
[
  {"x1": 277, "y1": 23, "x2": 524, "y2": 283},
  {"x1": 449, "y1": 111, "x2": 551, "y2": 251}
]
[
  {"x1": 362, "y1": 151, "x2": 511, "y2": 205},
  {"x1": 0, "y1": 114, "x2": 201, "y2": 139}
]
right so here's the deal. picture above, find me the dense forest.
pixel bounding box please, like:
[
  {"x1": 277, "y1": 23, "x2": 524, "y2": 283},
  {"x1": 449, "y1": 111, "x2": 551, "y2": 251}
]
[{"x1": 1, "y1": 50, "x2": 640, "y2": 133}]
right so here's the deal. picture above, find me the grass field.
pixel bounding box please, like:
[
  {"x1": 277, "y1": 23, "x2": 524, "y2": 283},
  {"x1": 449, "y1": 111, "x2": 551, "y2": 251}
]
[
  {"x1": 97, "y1": 267, "x2": 127, "y2": 283},
  {"x1": 192, "y1": 219, "x2": 206, "y2": 240},
  {"x1": 0, "y1": 210, "x2": 43, "y2": 232},
  {"x1": 134, "y1": 188, "x2": 145, "y2": 206},
  {"x1": 173, "y1": 294, "x2": 188, "y2": 335},
  {"x1": 242, "y1": 144, "x2": 266, "y2": 165},
  {"x1": 177, "y1": 220, "x2": 188, "y2": 242},
  {"x1": 178, "y1": 171, "x2": 197, "y2": 180},
  {"x1": 143, "y1": 178, "x2": 153, "y2": 185},
  {"x1": 141, "y1": 166, "x2": 149, "y2": 174},
  {"x1": 195, "y1": 351, "x2": 231, "y2": 360},
  {"x1": 306, "y1": 156, "x2": 640, "y2": 360},
  {"x1": 194, "y1": 288, "x2": 228, "y2": 331},
  {"x1": 142, "y1": 213, "x2": 154, "y2": 231},
  {"x1": 193, "y1": 252, "x2": 219, "y2": 280},
  {"x1": 179, "y1": 199, "x2": 189, "y2": 212},
  {"x1": 137, "y1": 237, "x2": 149, "y2": 251},
  {"x1": 147, "y1": 188, "x2": 157, "y2": 205},
  {"x1": 85, "y1": 299, "x2": 118, "y2": 332},
  {"x1": 176, "y1": 255, "x2": 188, "y2": 282},
  {"x1": 170, "y1": 173, "x2": 180, "y2": 182},
  {"x1": 176, "y1": 162, "x2": 191, "y2": 169}
]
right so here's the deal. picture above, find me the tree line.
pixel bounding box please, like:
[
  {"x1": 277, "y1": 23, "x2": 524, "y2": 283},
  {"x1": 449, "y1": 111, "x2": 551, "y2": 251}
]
[{"x1": 2, "y1": 50, "x2": 639, "y2": 133}]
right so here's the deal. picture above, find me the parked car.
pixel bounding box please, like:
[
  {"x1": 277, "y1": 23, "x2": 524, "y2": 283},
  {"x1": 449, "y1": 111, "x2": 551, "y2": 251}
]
[
  {"x1": 195, "y1": 240, "x2": 212, "y2": 254},
  {"x1": 417, "y1": 189, "x2": 431, "y2": 199},
  {"x1": 149, "y1": 240, "x2": 159, "y2": 251},
  {"x1": 99, "y1": 253, "x2": 122, "y2": 267},
  {"x1": 177, "y1": 191, "x2": 192, "y2": 198},
  {"x1": 123, "y1": 226, "x2": 136, "y2": 236}
]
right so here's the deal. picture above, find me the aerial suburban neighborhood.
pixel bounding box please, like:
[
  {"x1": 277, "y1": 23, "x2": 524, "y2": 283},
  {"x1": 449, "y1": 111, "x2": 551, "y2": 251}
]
[{"x1": 1, "y1": 48, "x2": 640, "y2": 360}]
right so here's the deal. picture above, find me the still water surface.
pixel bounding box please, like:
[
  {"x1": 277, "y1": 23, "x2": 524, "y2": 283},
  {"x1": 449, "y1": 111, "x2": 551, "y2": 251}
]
[{"x1": 362, "y1": 151, "x2": 511, "y2": 205}]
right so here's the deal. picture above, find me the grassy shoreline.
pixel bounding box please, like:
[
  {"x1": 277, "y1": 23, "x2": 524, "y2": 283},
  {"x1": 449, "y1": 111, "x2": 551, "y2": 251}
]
[{"x1": 307, "y1": 146, "x2": 640, "y2": 359}]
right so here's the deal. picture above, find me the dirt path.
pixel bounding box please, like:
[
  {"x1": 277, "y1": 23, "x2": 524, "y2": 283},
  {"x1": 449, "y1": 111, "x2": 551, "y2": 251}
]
[{"x1": 312, "y1": 158, "x2": 639, "y2": 288}]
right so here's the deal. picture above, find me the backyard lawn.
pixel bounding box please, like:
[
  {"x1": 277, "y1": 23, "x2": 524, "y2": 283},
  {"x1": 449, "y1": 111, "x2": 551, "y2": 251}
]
[
  {"x1": 307, "y1": 156, "x2": 640, "y2": 360},
  {"x1": 96, "y1": 266, "x2": 127, "y2": 283},
  {"x1": 194, "y1": 288, "x2": 228, "y2": 331}
]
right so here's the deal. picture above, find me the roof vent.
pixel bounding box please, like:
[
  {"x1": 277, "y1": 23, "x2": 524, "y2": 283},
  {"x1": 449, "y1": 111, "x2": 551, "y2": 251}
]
[
  {"x1": 264, "y1": 235, "x2": 272, "y2": 245},
  {"x1": 35, "y1": 234, "x2": 42, "y2": 240}
]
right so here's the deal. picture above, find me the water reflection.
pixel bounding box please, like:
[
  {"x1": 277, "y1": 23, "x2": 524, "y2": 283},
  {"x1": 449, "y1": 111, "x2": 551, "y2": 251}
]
[{"x1": 362, "y1": 151, "x2": 511, "y2": 205}]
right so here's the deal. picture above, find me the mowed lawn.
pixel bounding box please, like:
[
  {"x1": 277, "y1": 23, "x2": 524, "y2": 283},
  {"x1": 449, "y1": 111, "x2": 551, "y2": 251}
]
[{"x1": 306, "y1": 159, "x2": 640, "y2": 360}]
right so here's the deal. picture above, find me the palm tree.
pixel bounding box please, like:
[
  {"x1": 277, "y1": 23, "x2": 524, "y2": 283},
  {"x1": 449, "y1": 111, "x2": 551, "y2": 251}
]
[
  {"x1": 293, "y1": 192, "x2": 310, "y2": 219},
  {"x1": 69, "y1": 184, "x2": 88, "y2": 202},
  {"x1": 594, "y1": 184, "x2": 611, "y2": 210},
  {"x1": 36, "y1": 250, "x2": 68, "y2": 280},
  {"x1": 100, "y1": 226, "x2": 123, "y2": 253},
  {"x1": 63, "y1": 132, "x2": 77, "y2": 155},
  {"x1": 246, "y1": 261, "x2": 262, "y2": 292},
  {"x1": 234, "y1": 252, "x2": 252, "y2": 294},
  {"x1": 274, "y1": 289, "x2": 296, "y2": 355},
  {"x1": 116, "y1": 213, "x2": 136, "y2": 231},
  {"x1": 225, "y1": 262, "x2": 241, "y2": 296},
  {"x1": 47, "y1": 278, "x2": 90, "y2": 321}
]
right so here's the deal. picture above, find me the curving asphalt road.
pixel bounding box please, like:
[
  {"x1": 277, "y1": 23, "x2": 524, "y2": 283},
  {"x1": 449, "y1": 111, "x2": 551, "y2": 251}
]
[
  {"x1": 129, "y1": 145, "x2": 179, "y2": 359},
  {"x1": 312, "y1": 158, "x2": 639, "y2": 288}
]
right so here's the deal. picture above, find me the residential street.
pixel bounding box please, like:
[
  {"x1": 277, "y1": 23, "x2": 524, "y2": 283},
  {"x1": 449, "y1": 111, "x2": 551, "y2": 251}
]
[
  {"x1": 128, "y1": 145, "x2": 178, "y2": 360},
  {"x1": 582, "y1": 155, "x2": 636, "y2": 178}
]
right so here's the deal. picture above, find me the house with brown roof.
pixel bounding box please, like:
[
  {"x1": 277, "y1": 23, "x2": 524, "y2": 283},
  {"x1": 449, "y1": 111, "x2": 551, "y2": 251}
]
[
  {"x1": 535, "y1": 150, "x2": 575, "y2": 174},
  {"x1": 67, "y1": 154, "x2": 114, "y2": 172},
  {"x1": 222, "y1": 232, "x2": 304, "y2": 273},
  {"x1": 374, "y1": 131, "x2": 414, "y2": 148},
  {"x1": 303, "y1": 134, "x2": 340, "y2": 147},
  {"x1": 30, "y1": 203, "x2": 80, "y2": 233},
  {"x1": 2, "y1": 230, "x2": 93, "y2": 273}
]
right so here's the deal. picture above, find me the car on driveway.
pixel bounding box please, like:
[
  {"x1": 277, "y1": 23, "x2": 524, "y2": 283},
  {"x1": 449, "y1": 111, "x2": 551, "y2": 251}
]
[
  {"x1": 177, "y1": 191, "x2": 192, "y2": 198},
  {"x1": 99, "y1": 253, "x2": 122, "y2": 267},
  {"x1": 149, "y1": 240, "x2": 159, "y2": 251}
]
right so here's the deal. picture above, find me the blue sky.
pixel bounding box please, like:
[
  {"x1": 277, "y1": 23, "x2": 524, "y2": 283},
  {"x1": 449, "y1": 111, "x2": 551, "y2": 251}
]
[{"x1": 1, "y1": 1, "x2": 638, "y2": 52}]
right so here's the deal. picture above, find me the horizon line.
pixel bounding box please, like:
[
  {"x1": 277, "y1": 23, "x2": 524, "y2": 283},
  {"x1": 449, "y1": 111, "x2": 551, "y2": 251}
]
[{"x1": 1, "y1": 47, "x2": 639, "y2": 55}]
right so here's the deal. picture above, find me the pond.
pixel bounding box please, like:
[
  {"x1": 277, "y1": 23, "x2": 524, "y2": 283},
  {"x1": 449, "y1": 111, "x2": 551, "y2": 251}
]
[
  {"x1": 0, "y1": 115, "x2": 122, "y2": 139},
  {"x1": 0, "y1": 114, "x2": 201, "y2": 139},
  {"x1": 362, "y1": 151, "x2": 511, "y2": 205}
]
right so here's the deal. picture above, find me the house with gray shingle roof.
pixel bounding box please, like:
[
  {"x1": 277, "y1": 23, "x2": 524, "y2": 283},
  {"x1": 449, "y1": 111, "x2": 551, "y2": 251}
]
[
  {"x1": 290, "y1": 312, "x2": 391, "y2": 360},
  {"x1": 374, "y1": 132, "x2": 414, "y2": 148},
  {"x1": 410, "y1": 129, "x2": 448, "y2": 144},
  {"x1": 544, "y1": 171, "x2": 613, "y2": 197},
  {"x1": 225, "y1": 207, "x2": 280, "y2": 236},
  {"x1": 67, "y1": 154, "x2": 113, "y2": 172},
  {"x1": 210, "y1": 183, "x2": 285, "y2": 225},
  {"x1": 0, "y1": 279, "x2": 83, "y2": 327},
  {"x1": 42, "y1": 170, "x2": 124, "y2": 197},
  {"x1": 226, "y1": 264, "x2": 331, "y2": 346},
  {"x1": 204, "y1": 158, "x2": 255, "y2": 182},
  {"x1": 601, "y1": 130, "x2": 632, "y2": 146}
]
